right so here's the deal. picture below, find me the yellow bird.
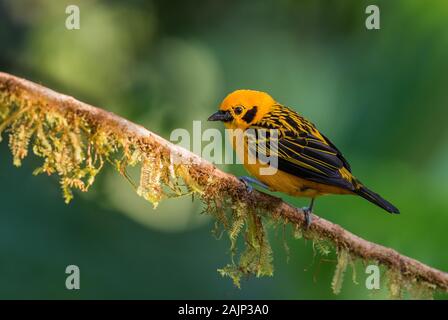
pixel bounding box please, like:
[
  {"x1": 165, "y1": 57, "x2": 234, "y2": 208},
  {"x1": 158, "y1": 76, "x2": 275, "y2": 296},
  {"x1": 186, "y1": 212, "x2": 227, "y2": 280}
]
[{"x1": 208, "y1": 89, "x2": 399, "y2": 226}]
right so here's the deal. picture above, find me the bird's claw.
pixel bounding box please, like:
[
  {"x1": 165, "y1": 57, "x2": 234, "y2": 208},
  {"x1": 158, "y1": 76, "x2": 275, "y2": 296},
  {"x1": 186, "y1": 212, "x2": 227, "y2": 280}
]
[
  {"x1": 238, "y1": 176, "x2": 269, "y2": 193},
  {"x1": 239, "y1": 177, "x2": 254, "y2": 193},
  {"x1": 301, "y1": 206, "x2": 313, "y2": 228}
]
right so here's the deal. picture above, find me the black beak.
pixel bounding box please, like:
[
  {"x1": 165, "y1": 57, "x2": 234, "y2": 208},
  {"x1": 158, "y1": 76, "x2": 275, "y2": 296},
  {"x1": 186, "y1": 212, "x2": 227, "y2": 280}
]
[{"x1": 207, "y1": 110, "x2": 233, "y2": 122}]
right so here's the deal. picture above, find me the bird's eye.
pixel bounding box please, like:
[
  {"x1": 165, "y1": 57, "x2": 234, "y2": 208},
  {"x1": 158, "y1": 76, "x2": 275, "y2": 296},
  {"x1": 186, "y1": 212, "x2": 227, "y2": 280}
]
[{"x1": 234, "y1": 106, "x2": 243, "y2": 115}]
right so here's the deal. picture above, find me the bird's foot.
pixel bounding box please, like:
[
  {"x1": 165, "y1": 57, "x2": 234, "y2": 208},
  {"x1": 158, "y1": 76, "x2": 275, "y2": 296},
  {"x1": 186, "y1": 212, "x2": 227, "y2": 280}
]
[
  {"x1": 238, "y1": 176, "x2": 269, "y2": 193},
  {"x1": 301, "y1": 206, "x2": 313, "y2": 228}
]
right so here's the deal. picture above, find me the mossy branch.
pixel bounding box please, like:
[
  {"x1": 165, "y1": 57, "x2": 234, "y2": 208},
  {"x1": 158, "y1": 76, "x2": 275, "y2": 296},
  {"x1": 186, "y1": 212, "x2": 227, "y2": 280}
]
[{"x1": 0, "y1": 72, "x2": 447, "y2": 297}]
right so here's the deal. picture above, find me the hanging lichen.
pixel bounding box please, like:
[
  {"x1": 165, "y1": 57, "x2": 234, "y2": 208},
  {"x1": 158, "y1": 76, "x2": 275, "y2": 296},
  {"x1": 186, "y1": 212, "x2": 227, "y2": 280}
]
[
  {"x1": 313, "y1": 238, "x2": 332, "y2": 256},
  {"x1": 137, "y1": 154, "x2": 165, "y2": 207},
  {"x1": 0, "y1": 82, "x2": 276, "y2": 290},
  {"x1": 408, "y1": 280, "x2": 435, "y2": 300},
  {"x1": 332, "y1": 248, "x2": 349, "y2": 294},
  {"x1": 386, "y1": 268, "x2": 404, "y2": 299},
  {"x1": 217, "y1": 207, "x2": 273, "y2": 288}
]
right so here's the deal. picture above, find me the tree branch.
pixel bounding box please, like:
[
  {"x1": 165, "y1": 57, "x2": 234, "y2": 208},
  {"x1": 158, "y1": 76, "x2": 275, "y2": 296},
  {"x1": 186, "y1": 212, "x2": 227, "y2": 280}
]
[{"x1": 0, "y1": 71, "x2": 447, "y2": 296}]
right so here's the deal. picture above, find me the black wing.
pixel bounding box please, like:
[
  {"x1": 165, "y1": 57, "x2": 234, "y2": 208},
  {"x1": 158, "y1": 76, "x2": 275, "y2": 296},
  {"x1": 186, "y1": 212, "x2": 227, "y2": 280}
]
[
  {"x1": 275, "y1": 132, "x2": 354, "y2": 190},
  {"x1": 253, "y1": 105, "x2": 354, "y2": 191}
]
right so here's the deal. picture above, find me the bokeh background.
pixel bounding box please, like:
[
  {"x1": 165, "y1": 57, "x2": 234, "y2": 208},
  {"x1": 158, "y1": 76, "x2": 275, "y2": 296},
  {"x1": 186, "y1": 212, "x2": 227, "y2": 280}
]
[{"x1": 1, "y1": 0, "x2": 447, "y2": 299}]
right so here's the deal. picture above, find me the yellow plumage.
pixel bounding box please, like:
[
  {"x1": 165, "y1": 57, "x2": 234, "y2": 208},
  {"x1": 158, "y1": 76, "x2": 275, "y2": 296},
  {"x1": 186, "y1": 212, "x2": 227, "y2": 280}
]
[{"x1": 208, "y1": 89, "x2": 399, "y2": 216}]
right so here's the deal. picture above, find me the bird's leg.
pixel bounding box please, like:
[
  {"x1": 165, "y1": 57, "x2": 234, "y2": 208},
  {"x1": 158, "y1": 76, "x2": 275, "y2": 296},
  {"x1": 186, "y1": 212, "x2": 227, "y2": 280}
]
[
  {"x1": 238, "y1": 176, "x2": 269, "y2": 193},
  {"x1": 301, "y1": 198, "x2": 315, "y2": 228}
]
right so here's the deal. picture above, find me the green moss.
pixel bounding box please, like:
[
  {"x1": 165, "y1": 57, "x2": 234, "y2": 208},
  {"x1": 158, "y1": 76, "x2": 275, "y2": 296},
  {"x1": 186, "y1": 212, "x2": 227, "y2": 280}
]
[
  {"x1": 331, "y1": 248, "x2": 349, "y2": 294},
  {"x1": 0, "y1": 88, "x2": 277, "y2": 289}
]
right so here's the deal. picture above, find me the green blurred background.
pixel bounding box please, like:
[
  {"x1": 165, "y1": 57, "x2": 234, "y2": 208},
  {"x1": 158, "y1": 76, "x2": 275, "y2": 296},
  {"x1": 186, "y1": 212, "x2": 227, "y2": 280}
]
[{"x1": 1, "y1": 0, "x2": 447, "y2": 299}]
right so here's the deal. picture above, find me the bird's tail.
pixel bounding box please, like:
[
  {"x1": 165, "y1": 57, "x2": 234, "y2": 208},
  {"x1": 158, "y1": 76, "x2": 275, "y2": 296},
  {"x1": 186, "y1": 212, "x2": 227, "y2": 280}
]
[{"x1": 354, "y1": 183, "x2": 400, "y2": 214}]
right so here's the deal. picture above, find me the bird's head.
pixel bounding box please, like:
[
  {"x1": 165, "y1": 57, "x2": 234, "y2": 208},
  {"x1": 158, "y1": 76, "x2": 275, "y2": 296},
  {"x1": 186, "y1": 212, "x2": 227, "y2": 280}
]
[{"x1": 208, "y1": 89, "x2": 275, "y2": 130}]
